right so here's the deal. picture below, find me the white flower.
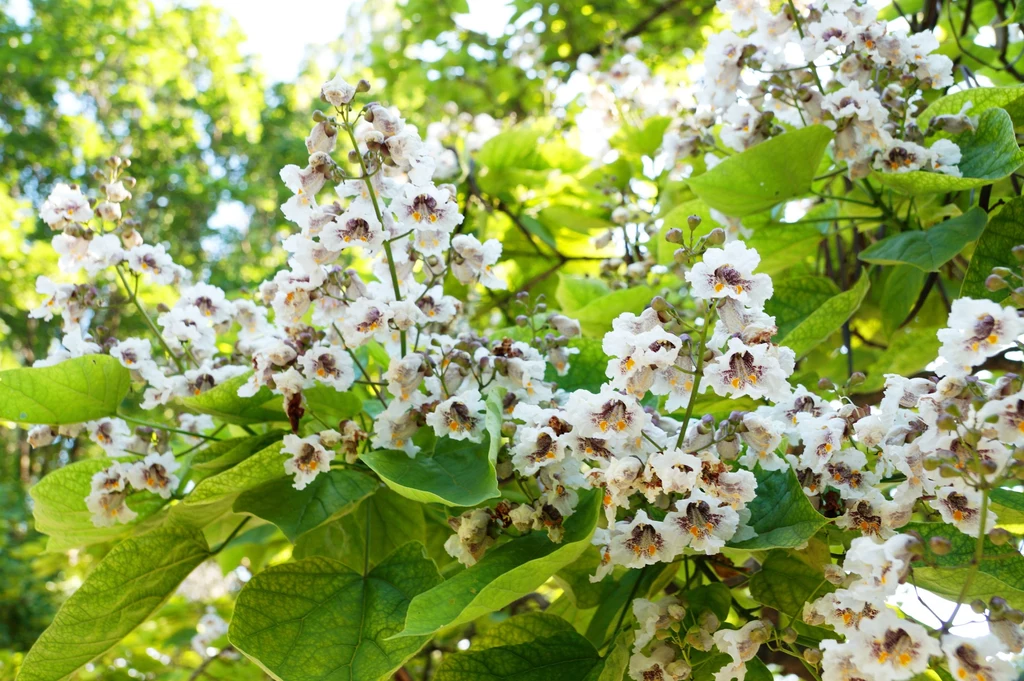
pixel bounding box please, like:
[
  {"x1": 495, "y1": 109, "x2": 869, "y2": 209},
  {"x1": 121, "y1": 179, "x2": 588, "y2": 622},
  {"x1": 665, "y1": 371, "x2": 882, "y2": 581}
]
[
  {"x1": 609, "y1": 509, "x2": 681, "y2": 568},
  {"x1": 298, "y1": 343, "x2": 355, "y2": 391},
  {"x1": 451, "y1": 234, "x2": 505, "y2": 289},
  {"x1": 178, "y1": 413, "x2": 216, "y2": 444},
  {"x1": 40, "y1": 183, "x2": 93, "y2": 229},
  {"x1": 703, "y1": 338, "x2": 793, "y2": 402},
  {"x1": 321, "y1": 200, "x2": 386, "y2": 255},
  {"x1": 666, "y1": 490, "x2": 739, "y2": 554},
  {"x1": 127, "y1": 244, "x2": 187, "y2": 286},
  {"x1": 795, "y1": 414, "x2": 846, "y2": 473},
  {"x1": 714, "y1": 620, "x2": 768, "y2": 681},
  {"x1": 687, "y1": 242, "x2": 773, "y2": 308},
  {"x1": 936, "y1": 298, "x2": 1022, "y2": 377},
  {"x1": 30, "y1": 276, "x2": 74, "y2": 322},
  {"x1": 337, "y1": 298, "x2": 394, "y2": 347},
  {"x1": 371, "y1": 401, "x2": 420, "y2": 456},
  {"x1": 511, "y1": 424, "x2": 566, "y2": 475},
  {"x1": 737, "y1": 411, "x2": 786, "y2": 470},
  {"x1": 27, "y1": 425, "x2": 57, "y2": 448},
  {"x1": 930, "y1": 483, "x2": 996, "y2": 536},
  {"x1": 941, "y1": 634, "x2": 1015, "y2": 681},
  {"x1": 628, "y1": 645, "x2": 678, "y2": 681},
  {"x1": 281, "y1": 434, "x2": 334, "y2": 490},
  {"x1": 854, "y1": 615, "x2": 940, "y2": 681},
  {"x1": 426, "y1": 388, "x2": 487, "y2": 442},
  {"x1": 280, "y1": 164, "x2": 325, "y2": 228},
  {"x1": 86, "y1": 489, "x2": 138, "y2": 527},
  {"x1": 647, "y1": 448, "x2": 701, "y2": 494},
  {"x1": 126, "y1": 452, "x2": 180, "y2": 498},
  {"x1": 179, "y1": 283, "x2": 236, "y2": 325},
  {"x1": 564, "y1": 385, "x2": 650, "y2": 451},
  {"x1": 929, "y1": 139, "x2": 962, "y2": 176},
  {"x1": 978, "y1": 394, "x2": 1024, "y2": 444},
  {"x1": 321, "y1": 73, "x2": 356, "y2": 106},
  {"x1": 393, "y1": 183, "x2": 463, "y2": 233},
  {"x1": 88, "y1": 418, "x2": 134, "y2": 455}
]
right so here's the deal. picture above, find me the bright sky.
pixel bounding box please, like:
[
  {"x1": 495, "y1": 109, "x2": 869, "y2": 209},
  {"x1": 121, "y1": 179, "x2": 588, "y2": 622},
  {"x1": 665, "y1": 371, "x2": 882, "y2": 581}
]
[{"x1": 207, "y1": 0, "x2": 514, "y2": 83}]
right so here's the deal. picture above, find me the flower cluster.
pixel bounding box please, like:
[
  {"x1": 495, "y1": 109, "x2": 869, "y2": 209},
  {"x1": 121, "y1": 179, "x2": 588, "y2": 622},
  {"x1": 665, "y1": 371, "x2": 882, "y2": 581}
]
[{"x1": 662, "y1": 0, "x2": 962, "y2": 181}]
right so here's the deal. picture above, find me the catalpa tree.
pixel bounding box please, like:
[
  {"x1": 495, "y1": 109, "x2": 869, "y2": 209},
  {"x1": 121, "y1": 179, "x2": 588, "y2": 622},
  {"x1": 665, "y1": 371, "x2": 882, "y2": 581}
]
[{"x1": 7, "y1": 0, "x2": 1024, "y2": 680}]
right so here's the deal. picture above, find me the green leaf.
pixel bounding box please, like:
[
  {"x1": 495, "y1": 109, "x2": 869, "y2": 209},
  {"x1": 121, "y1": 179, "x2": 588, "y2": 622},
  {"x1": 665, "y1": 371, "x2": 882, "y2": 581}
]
[
  {"x1": 189, "y1": 431, "x2": 287, "y2": 477},
  {"x1": 398, "y1": 489, "x2": 600, "y2": 637},
  {"x1": 880, "y1": 266, "x2": 928, "y2": 337},
  {"x1": 961, "y1": 196, "x2": 1024, "y2": 302},
  {"x1": 764, "y1": 276, "x2": 840, "y2": 340},
  {"x1": 729, "y1": 466, "x2": 829, "y2": 550},
  {"x1": 520, "y1": 214, "x2": 558, "y2": 250},
  {"x1": 233, "y1": 468, "x2": 378, "y2": 543},
  {"x1": 906, "y1": 522, "x2": 1024, "y2": 609},
  {"x1": 303, "y1": 384, "x2": 363, "y2": 423},
  {"x1": 613, "y1": 116, "x2": 673, "y2": 157},
  {"x1": 18, "y1": 521, "x2": 210, "y2": 681},
  {"x1": 681, "y1": 584, "x2": 732, "y2": 628},
  {"x1": 0, "y1": 355, "x2": 130, "y2": 425},
  {"x1": 554, "y1": 545, "x2": 619, "y2": 610},
  {"x1": 859, "y1": 208, "x2": 988, "y2": 271},
  {"x1": 778, "y1": 273, "x2": 871, "y2": 360},
  {"x1": 857, "y1": 326, "x2": 941, "y2": 393},
  {"x1": 179, "y1": 372, "x2": 283, "y2": 424},
  {"x1": 591, "y1": 629, "x2": 635, "y2": 681},
  {"x1": 556, "y1": 274, "x2": 611, "y2": 315},
  {"x1": 362, "y1": 434, "x2": 500, "y2": 507},
  {"x1": 293, "y1": 487, "x2": 427, "y2": 573},
  {"x1": 918, "y1": 85, "x2": 1024, "y2": 127},
  {"x1": 989, "y1": 488, "x2": 1024, "y2": 531},
  {"x1": 573, "y1": 285, "x2": 656, "y2": 338},
  {"x1": 874, "y1": 108, "x2": 1024, "y2": 194},
  {"x1": 434, "y1": 615, "x2": 602, "y2": 681},
  {"x1": 653, "y1": 199, "x2": 717, "y2": 266},
  {"x1": 544, "y1": 338, "x2": 608, "y2": 393},
  {"x1": 229, "y1": 543, "x2": 442, "y2": 681},
  {"x1": 184, "y1": 441, "x2": 286, "y2": 506},
  {"x1": 749, "y1": 543, "x2": 835, "y2": 617},
  {"x1": 687, "y1": 125, "x2": 834, "y2": 217},
  {"x1": 746, "y1": 221, "x2": 826, "y2": 276},
  {"x1": 473, "y1": 612, "x2": 578, "y2": 650},
  {"x1": 30, "y1": 458, "x2": 168, "y2": 551}
]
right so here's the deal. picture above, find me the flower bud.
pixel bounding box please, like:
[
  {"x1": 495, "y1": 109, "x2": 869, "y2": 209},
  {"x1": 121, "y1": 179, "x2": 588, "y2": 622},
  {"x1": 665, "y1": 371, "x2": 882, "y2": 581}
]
[
  {"x1": 665, "y1": 228, "x2": 684, "y2": 243},
  {"x1": 706, "y1": 228, "x2": 726, "y2": 245},
  {"x1": 803, "y1": 648, "x2": 822, "y2": 665},
  {"x1": 986, "y1": 274, "x2": 1008, "y2": 292},
  {"x1": 929, "y1": 536, "x2": 953, "y2": 555},
  {"x1": 687, "y1": 215, "x2": 702, "y2": 231},
  {"x1": 1012, "y1": 244, "x2": 1024, "y2": 262},
  {"x1": 971, "y1": 599, "x2": 988, "y2": 614},
  {"x1": 989, "y1": 527, "x2": 1012, "y2": 546}
]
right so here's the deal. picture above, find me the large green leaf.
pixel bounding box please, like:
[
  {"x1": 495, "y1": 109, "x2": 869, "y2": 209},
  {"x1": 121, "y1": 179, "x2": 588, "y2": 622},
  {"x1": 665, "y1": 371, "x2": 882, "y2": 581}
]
[
  {"x1": 184, "y1": 441, "x2": 286, "y2": 506},
  {"x1": 687, "y1": 125, "x2": 833, "y2": 217},
  {"x1": 918, "y1": 85, "x2": 1024, "y2": 127},
  {"x1": 746, "y1": 220, "x2": 826, "y2": 275},
  {"x1": 544, "y1": 338, "x2": 608, "y2": 393},
  {"x1": 764, "y1": 276, "x2": 840, "y2": 340},
  {"x1": 573, "y1": 286, "x2": 656, "y2": 338},
  {"x1": 907, "y1": 522, "x2": 1024, "y2": 609},
  {"x1": 433, "y1": 614, "x2": 603, "y2": 681},
  {"x1": 879, "y1": 266, "x2": 928, "y2": 337},
  {"x1": 728, "y1": 466, "x2": 829, "y2": 550},
  {"x1": 859, "y1": 208, "x2": 988, "y2": 271},
  {"x1": 229, "y1": 543, "x2": 442, "y2": 681},
  {"x1": 961, "y1": 197, "x2": 1024, "y2": 302},
  {"x1": 18, "y1": 521, "x2": 210, "y2": 681},
  {"x1": 397, "y1": 489, "x2": 600, "y2": 637},
  {"x1": 555, "y1": 274, "x2": 611, "y2": 315},
  {"x1": 856, "y1": 326, "x2": 941, "y2": 393},
  {"x1": 363, "y1": 434, "x2": 500, "y2": 507},
  {"x1": 303, "y1": 384, "x2": 363, "y2": 423},
  {"x1": 778, "y1": 273, "x2": 871, "y2": 360},
  {"x1": 233, "y1": 468, "x2": 378, "y2": 543},
  {"x1": 0, "y1": 355, "x2": 130, "y2": 425},
  {"x1": 189, "y1": 431, "x2": 286, "y2": 478},
  {"x1": 30, "y1": 458, "x2": 168, "y2": 552},
  {"x1": 874, "y1": 108, "x2": 1024, "y2": 194},
  {"x1": 179, "y1": 372, "x2": 283, "y2": 424},
  {"x1": 293, "y1": 487, "x2": 428, "y2": 573},
  {"x1": 749, "y1": 542, "x2": 835, "y2": 618}
]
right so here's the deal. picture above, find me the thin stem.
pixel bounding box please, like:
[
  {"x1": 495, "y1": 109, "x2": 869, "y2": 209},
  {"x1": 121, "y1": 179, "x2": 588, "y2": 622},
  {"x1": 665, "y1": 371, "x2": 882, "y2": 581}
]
[
  {"x1": 942, "y1": 488, "x2": 990, "y2": 631},
  {"x1": 114, "y1": 265, "x2": 186, "y2": 372},
  {"x1": 675, "y1": 306, "x2": 716, "y2": 449},
  {"x1": 213, "y1": 517, "x2": 250, "y2": 554},
  {"x1": 340, "y1": 111, "x2": 407, "y2": 357},
  {"x1": 333, "y1": 323, "x2": 387, "y2": 407},
  {"x1": 118, "y1": 412, "x2": 221, "y2": 441}
]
